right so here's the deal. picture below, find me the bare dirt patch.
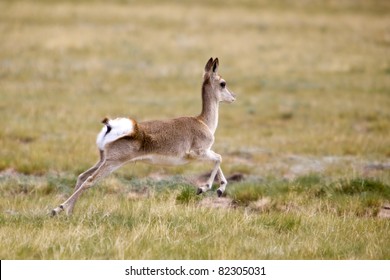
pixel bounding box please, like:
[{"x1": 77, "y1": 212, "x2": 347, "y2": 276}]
[{"x1": 198, "y1": 197, "x2": 234, "y2": 209}]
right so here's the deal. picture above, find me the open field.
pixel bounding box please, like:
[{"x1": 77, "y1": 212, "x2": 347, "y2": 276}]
[{"x1": 1, "y1": 0, "x2": 390, "y2": 259}]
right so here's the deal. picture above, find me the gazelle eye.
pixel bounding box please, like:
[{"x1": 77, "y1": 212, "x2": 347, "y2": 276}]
[{"x1": 220, "y1": 81, "x2": 226, "y2": 88}]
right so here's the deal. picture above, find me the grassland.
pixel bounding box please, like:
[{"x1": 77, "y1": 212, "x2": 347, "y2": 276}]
[{"x1": 0, "y1": 0, "x2": 389, "y2": 259}]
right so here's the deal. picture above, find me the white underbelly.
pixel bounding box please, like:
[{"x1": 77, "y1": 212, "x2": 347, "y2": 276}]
[{"x1": 132, "y1": 154, "x2": 190, "y2": 166}]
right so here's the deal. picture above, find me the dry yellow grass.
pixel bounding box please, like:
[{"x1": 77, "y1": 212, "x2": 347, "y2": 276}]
[{"x1": 0, "y1": 0, "x2": 389, "y2": 259}]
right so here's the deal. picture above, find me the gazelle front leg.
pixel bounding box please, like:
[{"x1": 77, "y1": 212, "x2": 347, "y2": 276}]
[
  {"x1": 197, "y1": 166, "x2": 228, "y2": 197},
  {"x1": 189, "y1": 149, "x2": 223, "y2": 195},
  {"x1": 216, "y1": 168, "x2": 228, "y2": 197}
]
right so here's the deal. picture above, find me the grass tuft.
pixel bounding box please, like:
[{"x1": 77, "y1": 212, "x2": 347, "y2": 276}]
[
  {"x1": 262, "y1": 214, "x2": 302, "y2": 234},
  {"x1": 335, "y1": 178, "x2": 390, "y2": 197},
  {"x1": 176, "y1": 184, "x2": 200, "y2": 204},
  {"x1": 228, "y1": 182, "x2": 266, "y2": 205}
]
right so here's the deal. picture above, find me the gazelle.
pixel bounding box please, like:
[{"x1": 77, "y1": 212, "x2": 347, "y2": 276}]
[{"x1": 51, "y1": 57, "x2": 236, "y2": 216}]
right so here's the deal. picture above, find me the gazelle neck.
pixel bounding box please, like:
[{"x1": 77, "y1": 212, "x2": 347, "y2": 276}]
[{"x1": 199, "y1": 81, "x2": 219, "y2": 135}]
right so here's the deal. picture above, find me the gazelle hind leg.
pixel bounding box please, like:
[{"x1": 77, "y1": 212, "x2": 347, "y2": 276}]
[
  {"x1": 54, "y1": 151, "x2": 105, "y2": 215},
  {"x1": 74, "y1": 150, "x2": 104, "y2": 192},
  {"x1": 51, "y1": 159, "x2": 122, "y2": 216}
]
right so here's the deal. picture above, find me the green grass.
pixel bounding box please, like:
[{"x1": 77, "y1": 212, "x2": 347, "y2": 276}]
[
  {"x1": 0, "y1": 0, "x2": 390, "y2": 259},
  {"x1": 228, "y1": 176, "x2": 390, "y2": 217},
  {"x1": 0, "y1": 173, "x2": 389, "y2": 259}
]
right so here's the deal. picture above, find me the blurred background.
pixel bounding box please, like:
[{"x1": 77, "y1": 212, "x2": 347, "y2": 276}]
[
  {"x1": 1, "y1": 0, "x2": 390, "y2": 260},
  {"x1": 1, "y1": 0, "x2": 389, "y2": 178}
]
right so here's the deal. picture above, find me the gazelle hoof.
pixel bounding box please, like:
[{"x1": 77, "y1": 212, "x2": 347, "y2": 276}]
[
  {"x1": 217, "y1": 189, "x2": 223, "y2": 197},
  {"x1": 196, "y1": 188, "x2": 203, "y2": 195},
  {"x1": 51, "y1": 205, "x2": 64, "y2": 217},
  {"x1": 51, "y1": 209, "x2": 59, "y2": 217}
]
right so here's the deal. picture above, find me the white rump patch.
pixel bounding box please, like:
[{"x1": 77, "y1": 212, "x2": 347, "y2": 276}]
[{"x1": 96, "y1": 118, "x2": 134, "y2": 150}]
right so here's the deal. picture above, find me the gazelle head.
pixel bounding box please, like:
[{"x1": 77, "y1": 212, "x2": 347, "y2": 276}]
[{"x1": 203, "y1": 57, "x2": 236, "y2": 104}]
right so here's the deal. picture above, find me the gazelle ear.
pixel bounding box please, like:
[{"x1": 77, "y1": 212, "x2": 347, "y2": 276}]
[
  {"x1": 204, "y1": 57, "x2": 214, "y2": 73},
  {"x1": 212, "y1": 57, "x2": 219, "y2": 73}
]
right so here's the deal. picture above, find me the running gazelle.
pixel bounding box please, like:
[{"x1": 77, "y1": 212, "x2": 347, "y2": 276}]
[{"x1": 51, "y1": 57, "x2": 236, "y2": 216}]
